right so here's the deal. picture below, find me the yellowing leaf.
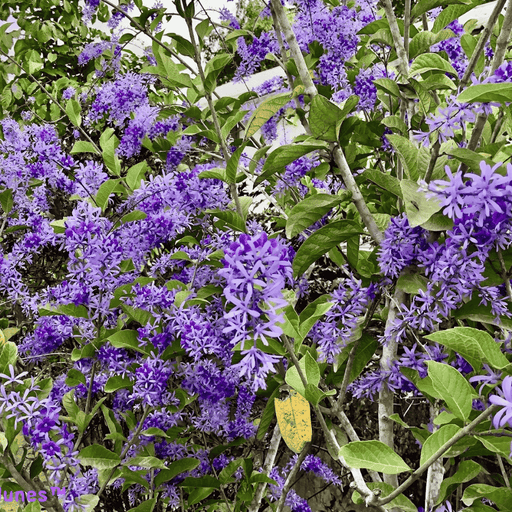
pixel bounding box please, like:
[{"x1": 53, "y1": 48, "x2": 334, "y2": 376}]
[{"x1": 275, "y1": 391, "x2": 312, "y2": 453}]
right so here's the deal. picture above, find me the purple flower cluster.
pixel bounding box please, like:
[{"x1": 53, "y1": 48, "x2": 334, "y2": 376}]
[
  {"x1": 378, "y1": 214, "x2": 429, "y2": 278},
  {"x1": 219, "y1": 232, "x2": 293, "y2": 390},
  {"x1": 235, "y1": 32, "x2": 278, "y2": 81},
  {"x1": 311, "y1": 275, "x2": 376, "y2": 363},
  {"x1": 432, "y1": 20, "x2": 468, "y2": 78}
]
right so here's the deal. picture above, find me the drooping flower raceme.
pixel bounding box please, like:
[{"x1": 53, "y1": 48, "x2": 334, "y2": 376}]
[{"x1": 219, "y1": 232, "x2": 293, "y2": 390}]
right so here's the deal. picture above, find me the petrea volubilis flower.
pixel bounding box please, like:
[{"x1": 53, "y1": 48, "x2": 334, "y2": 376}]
[{"x1": 489, "y1": 375, "x2": 512, "y2": 428}]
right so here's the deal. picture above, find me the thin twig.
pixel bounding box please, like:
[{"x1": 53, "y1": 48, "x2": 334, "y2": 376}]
[
  {"x1": 460, "y1": 0, "x2": 508, "y2": 87},
  {"x1": 275, "y1": 444, "x2": 311, "y2": 512},
  {"x1": 183, "y1": 3, "x2": 244, "y2": 222},
  {"x1": 497, "y1": 454, "x2": 511, "y2": 488},
  {"x1": 248, "y1": 423, "x2": 282, "y2": 512},
  {"x1": 377, "y1": 405, "x2": 500, "y2": 506}
]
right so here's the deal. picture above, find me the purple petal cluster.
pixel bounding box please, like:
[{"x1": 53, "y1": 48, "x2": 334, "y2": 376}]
[{"x1": 377, "y1": 214, "x2": 428, "y2": 278}]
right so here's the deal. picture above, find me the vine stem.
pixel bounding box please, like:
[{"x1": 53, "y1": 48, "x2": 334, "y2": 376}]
[
  {"x1": 381, "y1": 0, "x2": 409, "y2": 78},
  {"x1": 182, "y1": 2, "x2": 244, "y2": 222},
  {"x1": 378, "y1": 289, "x2": 404, "y2": 491},
  {"x1": 248, "y1": 423, "x2": 282, "y2": 512},
  {"x1": 460, "y1": 0, "x2": 508, "y2": 88},
  {"x1": 270, "y1": 0, "x2": 383, "y2": 245},
  {"x1": 96, "y1": 405, "x2": 152, "y2": 500},
  {"x1": 461, "y1": 0, "x2": 511, "y2": 160},
  {"x1": 275, "y1": 443, "x2": 310, "y2": 512},
  {"x1": 377, "y1": 405, "x2": 500, "y2": 506}
]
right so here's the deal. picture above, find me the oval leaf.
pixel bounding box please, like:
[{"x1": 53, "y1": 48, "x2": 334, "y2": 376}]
[
  {"x1": 427, "y1": 361, "x2": 474, "y2": 420},
  {"x1": 286, "y1": 193, "x2": 345, "y2": 239},
  {"x1": 339, "y1": 440, "x2": 411, "y2": 475},
  {"x1": 275, "y1": 391, "x2": 312, "y2": 453},
  {"x1": 79, "y1": 444, "x2": 121, "y2": 470},
  {"x1": 420, "y1": 424, "x2": 461, "y2": 466},
  {"x1": 292, "y1": 220, "x2": 363, "y2": 277}
]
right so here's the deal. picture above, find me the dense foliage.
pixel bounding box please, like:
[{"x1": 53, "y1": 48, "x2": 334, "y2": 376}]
[{"x1": 0, "y1": 0, "x2": 512, "y2": 511}]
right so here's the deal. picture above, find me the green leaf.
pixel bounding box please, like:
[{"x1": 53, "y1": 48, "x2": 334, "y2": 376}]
[
  {"x1": 476, "y1": 436, "x2": 512, "y2": 461},
  {"x1": 420, "y1": 424, "x2": 461, "y2": 466},
  {"x1": 285, "y1": 351, "x2": 320, "y2": 397},
  {"x1": 65, "y1": 368, "x2": 86, "y2": 387},
  {"x1": 244, "y1": 92, "x2": 291, "y2": 139},
  {"x1": 127, "y1": 498, "x2": 156, "y2": 512},
  {"x1": 205, "y1": 208, "x2": 246, "y2": 233},
  {"x1": 309, "y1": 95, "x2": 342, "y2": 142},
  {"x1": 400, "y1": 179, "x2": 442, "y2": 227},
  {"x1": 348, "y1": 333, "x2": 378, "y2": 382},
  {"x1": 104, "y1": 376, "x2": 133, "y2": 393},
  {"x1": 339, "y1": 441, "x2": 411, "y2": 474},
  {"x1": 126, "y1": 456, "x2": 167, "y2": 470},
  {"x1": 374, "y1": 78, "x2": 400, "y2": 97},
  {"x1": 119, "y1": 210, "x2": 147, "y2": 224},
  {"x1": 387, "y1": 135, "x2": 429, "y2": 181},
  {"x1": 462, "y1": 484, "x2": 512, "y2": 509},
  {"x1": 397, "y1": 274, "x2": 428, "y2": 294},
  {"x1": 420, "y1": 213, "x2": 454, "y2": 231},
  {"x1": 432, "y1": 4, "x2": 475, "y2": 33},
  {"x1": 411, "y1": 0, "x2": 471, "y2": 18},
  {"x1": 108, "y1": 330, "x2": 148, "y2": 354},
  {"x1": 79, "y1": 444, "x2": 121, "y2": 470},
  {"x1": 293, "y1": 220, "x2": 362, "y2": 277},
  {"x1": 409, "y1": 29, "x2": 456, "y2": 60},
  {"x1": 154, "y1": 458, "x2": 199, "y2": 488},
  {"x1": 447, "y1": 147, "x2": 495, "y2": 173},
  {"x1": 188, "y1": 487, "x2": 216, "y2": 507},
  {"x1": 381, "y1": 115, "x2": 408, "y2": 135},
  {"x1": 458, "y1": 83, "x2": 512, "y2": 104},
  {"x1": 254, "y1": 142, "x2": 329, "y2": 187},
  {"x1": 149, "y1": 40, "x2": 194, "y2": 89},
  {"x1": 257, "y1": 385, "x2": 280, "y2": 441},
  {"x1": 0, "y1": 189, "x2": 13, "y2": 214},
  {"x1": 198, "y1": 168, "x2": 227, "y2": 182},
  {"x1": 65, "y1": 99, "x2": 82, "y2": 127},
  {"x1": 461, "y1": 34, "x2": 484, "y2": 76},
  {"x1": 26, "y1": 49, "x2": 43, "y2": 74},
  {"x1": 181, "y1": 476, "x2": 220, "y2": 489},
  {"x1": 250, "y1": 473, "x2": 278, "y2": 485},
  {"x1": 427, "y1": 361, "x2": 474, "y2": 420},
  {"x1": 70, "y1": 141, "x2": 100, "y2": 155},
  {"x1": 298, "y1": 295, "x2": 334, "y2": 341},
  {"x1": 0, "y1": 342, "x2": 17, "y2": 375},
  {"x1": 226, "y1": 146, "x2": 244, "y2": 185},
  {"x1": 95, "y1": 179, "x2": 121, "y2": 211},
  {"x1": 410, "y1": 53, "x2": 458, "y2": 78},
  {"x1": 218, "y1": 458, "x2": 244, "y2": 485},
  {"x1": 102, "y1": 134, "x2": 121, "y2": 176},
  {"x1": 362, "y1": 170, "x2": 403, "y2": 198},
  {"x1": 425, "y1": 327, "x2": 509, "y2": 372},
  {"x1": 436, "y1": 460, "x2": 482, "y2": 505},
  {"x1": 286, "y1": 193, "x2": 346, "y2": 239},
  {"x1": 126, "y1": 161, "x2": 148, "y2": 191}
]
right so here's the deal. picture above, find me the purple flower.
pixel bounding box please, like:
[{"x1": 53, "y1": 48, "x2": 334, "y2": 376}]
[
  {"x1": 62, "y1": 87, "x2": 76, "y2": 100},
  {"x1": 378, "y1": 214, "x2": 428, "y2": 278},
  {"x1": 470, "y1": 364, "x2": 502, "y2": 395},
  {"x1": 489, "y1": 376, "x2": 512, "y2": 428}
]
